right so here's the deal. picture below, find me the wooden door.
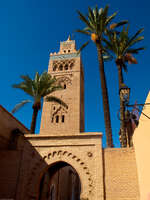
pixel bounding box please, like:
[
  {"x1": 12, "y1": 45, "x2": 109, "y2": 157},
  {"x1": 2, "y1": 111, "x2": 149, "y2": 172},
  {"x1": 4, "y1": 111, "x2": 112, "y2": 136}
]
[{"x1": 39, "y1": 162, "x2": 81, "y2": 200}]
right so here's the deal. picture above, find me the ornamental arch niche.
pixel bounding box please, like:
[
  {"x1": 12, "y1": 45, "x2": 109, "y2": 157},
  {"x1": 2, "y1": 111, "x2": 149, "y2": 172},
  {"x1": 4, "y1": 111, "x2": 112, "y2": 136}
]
[{"x1": 27, "y1": 151, "x2": 94, "y2": 200}]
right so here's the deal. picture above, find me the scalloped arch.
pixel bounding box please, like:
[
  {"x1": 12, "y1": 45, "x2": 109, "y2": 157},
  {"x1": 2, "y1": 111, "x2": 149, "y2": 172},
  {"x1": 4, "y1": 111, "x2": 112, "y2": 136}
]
[{"x1": 27, "y1": 150, "x2": 94, "y2": 200}]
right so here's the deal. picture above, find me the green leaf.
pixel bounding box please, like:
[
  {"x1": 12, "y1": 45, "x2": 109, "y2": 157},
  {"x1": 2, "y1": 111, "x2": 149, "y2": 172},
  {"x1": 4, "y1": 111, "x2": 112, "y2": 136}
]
[
  {"x1": 11, "y1": 100, "x2": 31, "y2": 114},
  {"x1": 98, "y1": 8, "x2": 103, "y2": 15},
  {"x1": 42, "y1": 85, "x2": 62, "y2": 97},
  {"x1": 129, "y1": 36, "x2": 144, "y2": 46},
  {"x1": 128, "y1": 28, "x2": 144, "y2": 45},
  {"x1": 110, "y1": 20, "x2": 128, "y2": 29},
  {"x1": 77, "y1": 10, "x2": 94, "y2": 30},
  {"x1": 77, "y1": 40, "x2": 90, "y2": 54},
  {"x1": 76, "y1": 29, "x2": 91, "y2": 35},
  {"x1": 127, "y1": 47, "x2": 145, "y2": 54},
  {"x1": 103, "y1": 38, "x2": 113, "y2": 50},
  {"x1": 88, "y1": 7, "x2": 96, "y2": 26},
  {"x1": 103, "y1": 5, "x2": 109, "y2": 17},
  {"x1": 105, "y1": 11, "x2": 118, "y2": 26}
]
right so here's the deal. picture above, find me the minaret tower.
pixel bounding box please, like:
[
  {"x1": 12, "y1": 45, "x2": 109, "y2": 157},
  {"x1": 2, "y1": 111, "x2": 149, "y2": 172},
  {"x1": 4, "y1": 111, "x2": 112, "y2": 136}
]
[{"x1": 40, "y1": 36, "x2": 84, "y2": 135}]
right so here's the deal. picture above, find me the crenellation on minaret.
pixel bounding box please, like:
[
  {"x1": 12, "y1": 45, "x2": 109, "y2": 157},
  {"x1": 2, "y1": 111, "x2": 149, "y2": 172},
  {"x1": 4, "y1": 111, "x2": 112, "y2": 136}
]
[{"x1": 50, "y1": 36, "x2": 77, "y2": 56}]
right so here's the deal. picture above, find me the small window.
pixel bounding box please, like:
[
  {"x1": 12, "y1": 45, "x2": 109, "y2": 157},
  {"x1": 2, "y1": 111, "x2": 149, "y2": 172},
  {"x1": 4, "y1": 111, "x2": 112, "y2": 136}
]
[
  {"x1": 65, "y1": 64, "x2": 68, "y2": 70},
  {"x1": 70, "y1": 63, "x2": 73, "y2": 70},
  {"x1": 64, "y1": 50, "x2": 66, "y2": 53},
  {"x1": 53, "y1": 65, "x2": 57, "y2": 71},
  {"x1": 68, "y1": 50, "x2": 70, "y2": 53},
  {"x1": 62, "y1": 115, "x2": 65, "y2": 123},
  {"x1": 56, "y1": 115, "x2": 59, "y2": 123},
  {"x1": 59, "y1": 65, "x2": 63, "y2": 71},
  {"x1": 64, "y1": 84, "x2": 66, "y2": 89},
  {"x1": 53, "y1": 106, "x2": 56, "y2": 110}
]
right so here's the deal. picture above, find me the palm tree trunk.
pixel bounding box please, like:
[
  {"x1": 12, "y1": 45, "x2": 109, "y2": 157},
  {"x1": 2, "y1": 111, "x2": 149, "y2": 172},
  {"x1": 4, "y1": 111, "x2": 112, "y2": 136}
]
[
  {"x1": 96, "y1": 42, "x2": 113, "y2": 147},
  {"x1": 30, "y1": 106, "x2": 39, "y2": 134},
  {"x1": 117, "y1": 64, "x2": 127, "y2": 147}
]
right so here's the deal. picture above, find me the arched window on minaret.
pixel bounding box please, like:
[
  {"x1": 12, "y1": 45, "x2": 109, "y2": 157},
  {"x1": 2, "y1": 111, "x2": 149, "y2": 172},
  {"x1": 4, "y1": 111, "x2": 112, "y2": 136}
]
[
  {"x1": 62, "y1": 115, "x2": 65, "y2": 123},
  {"x1": 70, "y1": 63, "x2": 74, "y2": 70},
  {"x1": 59, "y1": 65, "x2": 63, "y2": 71},
  {"x1": 53, "y1": 65, "x2": 57, "y2": 71},
  {"x1": 56, "y1": 115, "x2": 59, "y2": 123},
  {"x1": 65, "y1": 64, "x2": 68, "y2": 70}
]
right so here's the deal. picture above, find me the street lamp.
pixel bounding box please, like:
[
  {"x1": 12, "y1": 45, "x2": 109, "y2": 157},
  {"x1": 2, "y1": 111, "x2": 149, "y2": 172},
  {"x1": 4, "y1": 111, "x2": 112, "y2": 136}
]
[
  {"x1": 119, "y1": 84, "x2": 130, "y2": 105},
  {"x1": 118, "y1": 84, "x2": 150, "y2": 147},
  {"x1": 119, "y1": 84, "x2": 150, "y2": 119}
]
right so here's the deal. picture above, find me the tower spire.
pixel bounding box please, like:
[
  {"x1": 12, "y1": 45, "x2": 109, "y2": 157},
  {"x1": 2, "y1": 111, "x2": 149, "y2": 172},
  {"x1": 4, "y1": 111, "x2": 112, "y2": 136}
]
[{"x1": 67, "y1": 35, "x2": 71, "y2": 41}]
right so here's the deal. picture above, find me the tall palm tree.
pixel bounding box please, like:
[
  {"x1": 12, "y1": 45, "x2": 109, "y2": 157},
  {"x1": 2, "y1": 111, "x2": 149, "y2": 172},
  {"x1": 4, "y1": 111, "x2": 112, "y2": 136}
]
[
  {"x1": 77, "y1": 5, "x2": 127, "y2": 147},
  {"x1": 104, "y1": 26, "x2": 144, "y2": 147},
  {"x1": 12, "y1": 71, "x2": 67, "y2": 134}
]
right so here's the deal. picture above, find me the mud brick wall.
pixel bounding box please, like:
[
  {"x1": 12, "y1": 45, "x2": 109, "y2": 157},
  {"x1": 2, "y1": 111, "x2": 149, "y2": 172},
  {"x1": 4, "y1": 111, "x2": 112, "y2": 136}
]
[{"x1": 103, "y1": 148, "x2": 140, "y2": 200}]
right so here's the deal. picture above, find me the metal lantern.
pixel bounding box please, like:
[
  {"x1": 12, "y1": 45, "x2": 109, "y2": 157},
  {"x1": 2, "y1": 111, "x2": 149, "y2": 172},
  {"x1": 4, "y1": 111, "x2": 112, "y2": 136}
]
[{"x1": 119, "y1": 84, "x2": 130, "y2": 104}]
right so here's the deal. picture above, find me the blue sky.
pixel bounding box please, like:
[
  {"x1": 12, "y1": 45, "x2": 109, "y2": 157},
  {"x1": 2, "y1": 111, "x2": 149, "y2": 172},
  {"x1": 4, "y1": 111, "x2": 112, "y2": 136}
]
[{"x1": 0, "y1": 0, "x2": 149, "y2": 147}]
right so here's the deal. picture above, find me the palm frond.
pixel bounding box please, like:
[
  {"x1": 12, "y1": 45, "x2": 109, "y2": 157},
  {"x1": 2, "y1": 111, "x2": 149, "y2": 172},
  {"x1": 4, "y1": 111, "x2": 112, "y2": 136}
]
[
  {"x1": 98, "y1": 8, "x2": 103, "y2": 15},
  {"x1": 103, "y1": 38, "x2": 114, "y2": 50},
  {"x1": 77, "y1": 10, "x2": 94, "y2": 30},
  {"x1": 20, "y1": 75, "x2": 32, "y2": 83},
  {"x1": 105, "y1": 11, "x2": 118, "y2": 26},
  {"x1": 42, "y1": 85, "x2": 62, "y2": 97},
  {"x1": 128, "y1": 28, "x2": 144, "y2": 45},
  {"x1": 77, "y1": 40, "x2": 90, "y2": 54},
  {"x1": 45, "y1": 96, "x2": 68, "y2": 109},
  {"x1": 88, "y1": 7, "x2": 96, "y2": 26},
  {"x1": 11, "y1": 100, "x2": 31, "y2": 114},
  {"x1": 12, "y1": 82, "x2": 34, "y2": 96},
  {"x1": 103, "y1": 54, "x2": 113, "y2": 61},
  {"x1": 103, "y1": 5, "x2": 109, "y2": 18},
  {"x1": 102, "y1": 47, "x2": 113, "y2": 61},
  {"x1": 124, "y1": 53, "x2": 137, "y2": 64},
  {"x1": 110, "y1": 20, "x2": 128, "y2": 29},
  {"x1": 128, "y1": 36, "x2": 144, "y2": 46},
  {"x1": 127, "y1": 47, "x2": 145, "y2": 54},
  {"x1": 76, "y1": 29, "x2": 91, "y2": 35},
  {"x1": 35, "y1": 72, "x2": 40, "y2": 83}
]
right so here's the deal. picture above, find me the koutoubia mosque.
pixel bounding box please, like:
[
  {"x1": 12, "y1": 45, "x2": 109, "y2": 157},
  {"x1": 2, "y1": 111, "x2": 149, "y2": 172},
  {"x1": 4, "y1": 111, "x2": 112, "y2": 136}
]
[{"x1": 0, "y1": 37, "x2": 150, "y2": 200}]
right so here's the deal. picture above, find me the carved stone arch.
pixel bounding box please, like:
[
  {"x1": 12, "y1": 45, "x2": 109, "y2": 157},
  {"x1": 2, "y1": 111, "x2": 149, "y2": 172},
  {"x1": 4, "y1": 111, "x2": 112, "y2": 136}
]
[
  {"x1": 51, "y1": 106, "x2": 68, "y2": 123},
  {"x1": 69, "y1": 62, "x2": 74, "y2": 70},
  {"x1": 58, "y1": 64, "x2": 63, "y2": 71},
  {"x1": 56, "y1": 76, "x2": 72, "y2": 86},
  {"x1": 53, "y1": 64, "x2": 57, "y2": 71},
  {"x1": 27, "y1": 150, "x2": 94, "y2": 200},
  {"x1": 64, "y1": 63, "x2": 69, "y2": 70},
  {"x1": 68, "y1": 59, "x2": 75, "y2": 70}
]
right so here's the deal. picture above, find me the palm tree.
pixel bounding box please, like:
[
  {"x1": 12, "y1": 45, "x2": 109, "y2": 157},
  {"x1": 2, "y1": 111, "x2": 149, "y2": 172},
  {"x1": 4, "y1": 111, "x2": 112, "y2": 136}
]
[
  {"x1": 12, "y1": 71, "x2": 68, "y2": 134},
  {"x1": 77, "y1": 5, "x2": 127, "y2": 147},
  {"x1": 104, "y1": 26, "x2": 144, "y2": 147}
]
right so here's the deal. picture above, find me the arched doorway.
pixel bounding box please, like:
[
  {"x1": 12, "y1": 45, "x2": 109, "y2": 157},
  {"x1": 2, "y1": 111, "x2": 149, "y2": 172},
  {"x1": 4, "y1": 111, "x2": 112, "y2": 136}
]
[{"x1": 38, "y1": 161, "x2": 81, "y2": 200}]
